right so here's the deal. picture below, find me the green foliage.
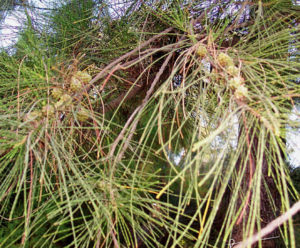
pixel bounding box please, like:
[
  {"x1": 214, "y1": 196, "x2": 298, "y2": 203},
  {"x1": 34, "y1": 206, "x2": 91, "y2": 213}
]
[
  {"x1": 0, "y1": 0, "x2": 299, "y2": 247},
  {"x1": 47, "y1": 0, "x2": 96, "y2": 54}
]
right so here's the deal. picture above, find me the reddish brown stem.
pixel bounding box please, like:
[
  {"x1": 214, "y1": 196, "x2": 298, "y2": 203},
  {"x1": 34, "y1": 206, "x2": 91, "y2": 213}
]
[{"x1": 236, "y1": 110, "x2": 255, "y2": 225}]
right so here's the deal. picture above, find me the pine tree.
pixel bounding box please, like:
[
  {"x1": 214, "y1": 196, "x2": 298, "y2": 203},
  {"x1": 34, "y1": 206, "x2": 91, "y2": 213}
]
[{"x1": 0, "y1": 0, "x2": 299, "y2": 247}]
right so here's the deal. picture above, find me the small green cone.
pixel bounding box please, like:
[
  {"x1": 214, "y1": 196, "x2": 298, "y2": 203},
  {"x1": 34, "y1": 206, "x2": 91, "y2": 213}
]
[
  {"x1": 75, "y1": 71, "x2": 92, "y2": 84},
  {"x1": 60, "y1": 94, "x2": 72, "y2": 105},
  {"x1": 229, "y1": 76, "x2": 243, "y2": 89},
  {"x1": 55, "y1": 94, "x2": 72, "y2": 110},
  {"x1": 234, "y1": 85, "x2": 248, "y2": 99},
  {"x1": 42, "y1": 104, "x2": 55, "y2": 117},
  {"x1": 51, "y1": 88, "x2": 63, "y2": 100},
  {"x1": 227, "y1": 65, "x2": 239, "y2": 76},
  {"x1": 217, "y1": 52, "x2": 234, "y2": 67},
  {"x1": 77, "y1": 108, "x2": 89, "y2": 122},
  {"x1": 196, "y1": 45, "x2": 207, "y2": 58},
  {"x1": 70, "y1": 76, "x2": 82, "y2": 92}
]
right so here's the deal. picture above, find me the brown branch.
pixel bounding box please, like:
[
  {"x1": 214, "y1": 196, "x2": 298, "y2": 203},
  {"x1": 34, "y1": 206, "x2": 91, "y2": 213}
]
[
  {"x1": 107, "y1": 47, "x2": 176, "y2": 162},
  {"x1": 102, "y1": 40, "x2": 187, "y2": 113},
  {"x1": 87, "y1": 27, "x2": 174, "y2": 87},
  {"x1": 71, "y1": 28, "x2": 177, "y2": 115},
  {"x1": 104, "y1": 84, "x2": 144, "y2": 112},
  {"x1": 110, "y1": 36, "x2": 185, "y2": 162},
  {"x1": 113, "y1": 50, "x2": 175, "y2": 163}
]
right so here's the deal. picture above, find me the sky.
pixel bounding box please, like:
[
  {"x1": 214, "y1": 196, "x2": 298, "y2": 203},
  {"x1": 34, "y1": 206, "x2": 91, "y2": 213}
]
[
  {"x1": 0, "y1": 0, "x2": 51, "y2": 48},
  {"x1": 0, "y1": 12, "x2": 21, "y2": 48},
  {"x1": 287, "y1": 106, "x2": 300, "y2": 167},
  {"x1": 0, "y1": 0, "x2": 299, "y2": 167}
]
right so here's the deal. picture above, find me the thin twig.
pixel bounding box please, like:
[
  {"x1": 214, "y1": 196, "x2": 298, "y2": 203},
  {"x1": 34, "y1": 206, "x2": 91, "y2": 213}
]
[
  {"x1": 99, "y1": 64, "x2": 123, "y2": 92},
  {"x1": 234, "y1": 200, "x2": 300, "y2": 248},
  {"x1": 111, "y1": 228, "x2": 120, "y2": 248}
]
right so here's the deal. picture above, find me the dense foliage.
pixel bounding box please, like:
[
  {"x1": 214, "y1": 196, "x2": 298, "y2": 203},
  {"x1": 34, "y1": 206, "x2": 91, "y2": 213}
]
[{"x1": 0, "y1": 0, "x2": 299, "y2": 247}]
